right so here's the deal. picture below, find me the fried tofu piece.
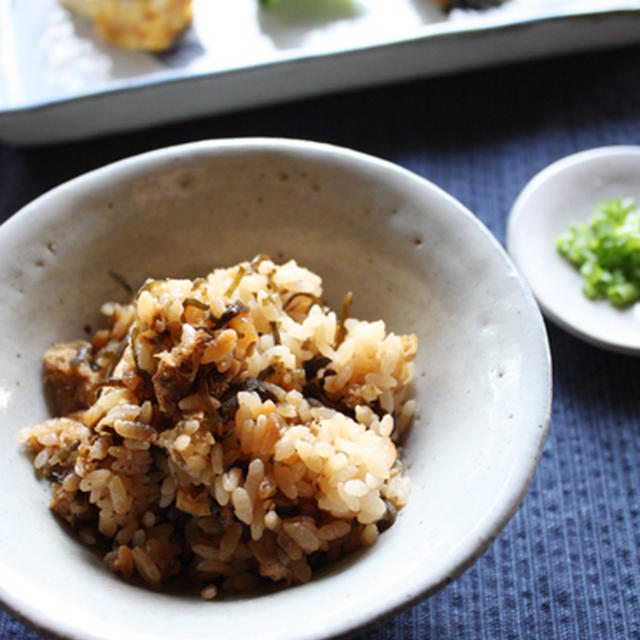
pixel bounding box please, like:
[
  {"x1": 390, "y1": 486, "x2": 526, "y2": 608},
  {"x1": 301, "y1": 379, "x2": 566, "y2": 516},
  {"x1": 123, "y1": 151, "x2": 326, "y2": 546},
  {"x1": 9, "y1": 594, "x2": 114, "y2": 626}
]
[
  {"x1": 43, "y1": 340, "x2": 102, "y2": 414},
  {"x1": 60, "y1": 0, "x2": 193, "y2": 52}
]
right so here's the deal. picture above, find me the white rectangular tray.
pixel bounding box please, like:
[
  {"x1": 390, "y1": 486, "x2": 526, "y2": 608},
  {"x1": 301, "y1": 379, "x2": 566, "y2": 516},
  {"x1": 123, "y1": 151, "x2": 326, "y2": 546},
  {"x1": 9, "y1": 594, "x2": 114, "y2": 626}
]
[{"x1": 1, "y1": 0, "x2": 640, "y2": 145}]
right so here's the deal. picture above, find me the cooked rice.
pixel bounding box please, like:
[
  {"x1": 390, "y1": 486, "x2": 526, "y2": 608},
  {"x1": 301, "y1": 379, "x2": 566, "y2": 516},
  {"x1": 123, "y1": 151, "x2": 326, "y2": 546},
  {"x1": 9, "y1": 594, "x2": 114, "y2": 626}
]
[{"x1": 20, "y1": 256, "x2": 417, "y2": 597}]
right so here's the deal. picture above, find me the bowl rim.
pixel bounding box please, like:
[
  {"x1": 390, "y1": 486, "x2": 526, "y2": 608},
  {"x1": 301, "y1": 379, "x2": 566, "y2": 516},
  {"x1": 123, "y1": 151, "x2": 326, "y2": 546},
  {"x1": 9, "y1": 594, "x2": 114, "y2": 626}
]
[{"x1": 0, "y1": 137, "x2": 552, "y2": 640}]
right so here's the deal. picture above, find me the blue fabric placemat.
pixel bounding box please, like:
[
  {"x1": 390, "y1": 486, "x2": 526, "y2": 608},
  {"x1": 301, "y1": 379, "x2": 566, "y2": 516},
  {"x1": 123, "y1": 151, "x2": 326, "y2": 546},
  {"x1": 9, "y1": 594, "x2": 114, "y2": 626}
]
[{"x1": 1, "y1": 43, "x2": 639, "y2": 640}]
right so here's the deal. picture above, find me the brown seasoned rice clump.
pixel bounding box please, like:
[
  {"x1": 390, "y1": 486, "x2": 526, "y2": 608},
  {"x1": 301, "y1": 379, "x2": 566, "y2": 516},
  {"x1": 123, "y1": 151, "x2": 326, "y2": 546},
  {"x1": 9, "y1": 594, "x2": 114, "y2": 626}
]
[{"x1": 20, "y1": 256, "x2": 417, "y2": 597}]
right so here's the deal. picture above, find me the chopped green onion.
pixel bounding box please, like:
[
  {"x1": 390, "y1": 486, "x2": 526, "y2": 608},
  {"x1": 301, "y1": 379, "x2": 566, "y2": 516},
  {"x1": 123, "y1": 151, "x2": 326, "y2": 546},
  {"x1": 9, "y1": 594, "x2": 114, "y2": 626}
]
[
  {"x1": 70, "y1": 343, "x2": 90, "y2": 367},
  {"x1": 270, "y1": 320, "x2": 281, "y2": 345},
  {"x1": 224, "y1": 266, "x2": 246, "y2": 298},
  {"x1": 284, "y1": 292, "x2": 326, "y2": 313},
  {"x1": 183, "y1": 297, "x2": 210, "y2": 311},
  {"x1": 335, "y1": 291, "x2": 353, "y2": 347},
  {"x1": 249, "y1": 254, "x2": 270, "y2": 272},
  {"x1": 109, "y1": 268, "x2": 134, "y2": 298},
  {"x1": 556, "y1": 198, "x2": 640, "y2": 307}
]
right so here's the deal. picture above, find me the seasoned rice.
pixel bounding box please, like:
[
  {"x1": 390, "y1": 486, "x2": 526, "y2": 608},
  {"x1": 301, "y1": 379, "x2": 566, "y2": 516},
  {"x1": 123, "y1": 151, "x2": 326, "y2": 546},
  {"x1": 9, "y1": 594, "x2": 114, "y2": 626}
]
[{"x1": 20, "y1": 256, "x2": 417, "y2": 596}]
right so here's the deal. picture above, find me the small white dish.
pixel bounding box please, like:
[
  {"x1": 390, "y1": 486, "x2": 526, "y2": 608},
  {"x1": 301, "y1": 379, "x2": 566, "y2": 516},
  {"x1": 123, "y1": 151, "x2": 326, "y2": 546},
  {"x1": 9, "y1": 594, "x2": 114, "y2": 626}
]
[
  {"x1": 507, "y1": 145, "x2": 640, "y2": 355},
  {"x1": 0, "y1": 139, "x2": 550, "y2": 640}
]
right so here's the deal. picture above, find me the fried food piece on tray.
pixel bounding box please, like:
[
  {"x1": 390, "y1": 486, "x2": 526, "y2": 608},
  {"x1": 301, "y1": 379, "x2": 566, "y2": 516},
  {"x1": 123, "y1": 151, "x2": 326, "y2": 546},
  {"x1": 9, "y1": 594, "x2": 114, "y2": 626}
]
[{"x1": 60, "y1": 0, "x2": 193, "y2": 51}]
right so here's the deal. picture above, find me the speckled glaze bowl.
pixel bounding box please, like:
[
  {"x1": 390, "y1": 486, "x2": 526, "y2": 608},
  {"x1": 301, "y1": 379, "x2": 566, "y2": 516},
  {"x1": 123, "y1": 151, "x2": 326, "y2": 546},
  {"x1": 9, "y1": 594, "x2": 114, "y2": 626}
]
[{"x1": 0, "y1": 139, "x2": 551, "y2": 640}]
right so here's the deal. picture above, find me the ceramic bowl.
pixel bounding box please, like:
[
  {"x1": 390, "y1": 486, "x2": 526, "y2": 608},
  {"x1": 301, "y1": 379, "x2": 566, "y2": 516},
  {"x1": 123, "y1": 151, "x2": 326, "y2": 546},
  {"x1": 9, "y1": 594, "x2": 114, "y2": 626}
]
[{"x1": 0, "y1": 138, "x2": 551, "y2": 640}]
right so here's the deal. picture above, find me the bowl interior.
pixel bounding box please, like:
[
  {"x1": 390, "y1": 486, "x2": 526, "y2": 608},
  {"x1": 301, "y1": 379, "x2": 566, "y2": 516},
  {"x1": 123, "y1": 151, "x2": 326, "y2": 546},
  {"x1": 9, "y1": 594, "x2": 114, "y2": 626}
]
[{"x1": 0, "y1": 139, "x2": 550, "y2": 640}]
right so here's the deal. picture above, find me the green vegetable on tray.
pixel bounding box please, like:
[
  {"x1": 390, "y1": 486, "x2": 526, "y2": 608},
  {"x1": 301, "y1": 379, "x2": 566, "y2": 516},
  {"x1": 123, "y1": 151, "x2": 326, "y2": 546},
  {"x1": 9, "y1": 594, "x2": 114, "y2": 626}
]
[{"x1": 556, "y1": 198, "x2": 640, "y2": 307}]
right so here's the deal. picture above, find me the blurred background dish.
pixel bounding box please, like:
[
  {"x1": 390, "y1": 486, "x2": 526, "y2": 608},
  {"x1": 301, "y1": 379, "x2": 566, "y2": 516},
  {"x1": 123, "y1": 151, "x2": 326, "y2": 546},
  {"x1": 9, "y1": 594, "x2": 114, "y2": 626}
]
[{"x1": 1, "y1": 0, "x2": 639, "y2": 144}]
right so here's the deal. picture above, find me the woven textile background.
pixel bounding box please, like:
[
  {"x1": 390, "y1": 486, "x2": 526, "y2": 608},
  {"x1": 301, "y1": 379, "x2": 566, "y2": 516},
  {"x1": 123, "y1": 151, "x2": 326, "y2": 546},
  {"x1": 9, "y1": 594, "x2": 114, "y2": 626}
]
[{"x1": 1, "y1": 43, "x2": 639, "y2": 640}]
